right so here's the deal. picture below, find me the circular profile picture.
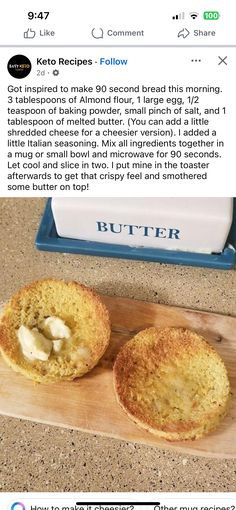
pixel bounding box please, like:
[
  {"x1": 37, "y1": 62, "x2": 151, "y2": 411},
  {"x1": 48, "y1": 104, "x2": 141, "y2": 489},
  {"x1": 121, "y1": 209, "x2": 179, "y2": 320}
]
[
  {"x1": 7, "y1": 54, "x2": 31, "y2": 78},
  {"x1": 10, "y1": 503, "x2": 26, "y2": 510}
]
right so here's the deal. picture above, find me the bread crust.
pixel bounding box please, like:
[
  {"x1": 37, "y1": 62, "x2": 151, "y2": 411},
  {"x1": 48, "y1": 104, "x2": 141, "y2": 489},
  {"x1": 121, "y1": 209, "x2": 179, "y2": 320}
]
[
  {"x1": 0, "y1": 278, "x2": 110, "y2": 383},
  {"x1": 114, "y1": 327, "x2": 231, "y2": 441}
]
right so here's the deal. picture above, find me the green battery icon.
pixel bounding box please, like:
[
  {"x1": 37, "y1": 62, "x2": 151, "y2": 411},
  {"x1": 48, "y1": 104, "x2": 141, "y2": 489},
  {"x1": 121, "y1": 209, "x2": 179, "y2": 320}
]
[{"x1": 203, "y1": 11, "x2": 220, "y2": 20}]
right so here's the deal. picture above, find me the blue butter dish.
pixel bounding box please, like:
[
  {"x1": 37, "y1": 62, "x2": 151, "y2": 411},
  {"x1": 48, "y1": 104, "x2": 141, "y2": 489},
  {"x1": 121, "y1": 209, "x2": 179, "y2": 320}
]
[{"x1": 35, "y1": 199, "x2": 236, "y2": 269}]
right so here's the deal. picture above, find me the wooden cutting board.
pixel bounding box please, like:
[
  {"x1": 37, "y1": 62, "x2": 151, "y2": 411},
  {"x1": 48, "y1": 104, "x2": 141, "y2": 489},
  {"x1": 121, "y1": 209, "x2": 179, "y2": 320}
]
[{"x1": 0, "y1": 295, "x2": 235, "y2": 458}]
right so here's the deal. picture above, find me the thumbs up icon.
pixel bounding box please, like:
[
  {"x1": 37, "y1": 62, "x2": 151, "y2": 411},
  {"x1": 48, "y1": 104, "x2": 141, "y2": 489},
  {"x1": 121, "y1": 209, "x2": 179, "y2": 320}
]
[{"x1": 23, "y1": 28, "x2": 36, "y2": 39}]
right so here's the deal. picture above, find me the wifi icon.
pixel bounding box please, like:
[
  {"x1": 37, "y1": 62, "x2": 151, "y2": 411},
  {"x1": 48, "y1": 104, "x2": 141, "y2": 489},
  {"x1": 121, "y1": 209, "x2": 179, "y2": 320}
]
[{"x1": 190, "y1": 12, "x2": 199, "y2": 19}]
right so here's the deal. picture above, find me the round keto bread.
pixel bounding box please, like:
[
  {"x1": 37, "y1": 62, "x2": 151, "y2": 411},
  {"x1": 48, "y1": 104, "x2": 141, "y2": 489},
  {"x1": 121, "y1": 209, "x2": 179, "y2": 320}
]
[
  {"x1": 0, "y1": 279, "x2": 110, "y2": 383},
  {"x1": 114, "y1": 327, "x2": 231, "y2": 441}
]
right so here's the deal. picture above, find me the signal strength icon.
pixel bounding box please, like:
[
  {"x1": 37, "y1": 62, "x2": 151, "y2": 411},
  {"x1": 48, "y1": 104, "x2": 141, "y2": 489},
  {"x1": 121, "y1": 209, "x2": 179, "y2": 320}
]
[
  {"x1": 190, "y1": 12, "x2": 199, "y2": 19},
  {"x1": 172, "y1": 12, "x2": 185, "y2": 20}
]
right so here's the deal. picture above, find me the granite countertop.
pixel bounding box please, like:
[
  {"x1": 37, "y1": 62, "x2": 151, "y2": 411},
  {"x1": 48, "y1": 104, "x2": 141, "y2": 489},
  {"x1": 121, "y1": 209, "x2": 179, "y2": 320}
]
[{"x1": 0, "y1": 198, "x2": 236, "y2": 492}]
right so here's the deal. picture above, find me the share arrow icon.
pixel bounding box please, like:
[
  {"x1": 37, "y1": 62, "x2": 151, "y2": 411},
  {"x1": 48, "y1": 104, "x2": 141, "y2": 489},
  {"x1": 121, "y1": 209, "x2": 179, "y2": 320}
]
[{"x1": 178, "y1": 28, "x2": 190, "y2": 38}]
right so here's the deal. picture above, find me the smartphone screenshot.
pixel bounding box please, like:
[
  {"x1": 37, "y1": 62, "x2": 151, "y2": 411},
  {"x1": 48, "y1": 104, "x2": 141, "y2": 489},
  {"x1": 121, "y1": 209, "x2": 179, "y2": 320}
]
[{"x1": 0, "y1": 0, "x2": 235, "y2": 507}]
